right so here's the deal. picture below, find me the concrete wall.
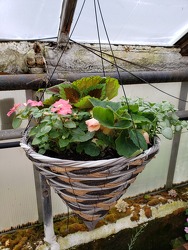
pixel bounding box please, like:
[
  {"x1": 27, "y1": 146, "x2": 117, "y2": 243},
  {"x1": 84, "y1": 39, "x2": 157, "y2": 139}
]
[{"x1": 0, "y1": 41, "x2": 188, "y2": 75}]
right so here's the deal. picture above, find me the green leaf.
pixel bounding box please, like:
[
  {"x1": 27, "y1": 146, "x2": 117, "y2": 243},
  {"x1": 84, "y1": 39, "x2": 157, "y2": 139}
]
[
  {"x1": 175, "y1": 125, "x2": 182, "y2": 132},
  {"x1": 43, "y1": 95, "x2": 59, "y2": 106},
  {"x1": 74, "y1": 96, "x2": 94, "y2": 109},
  {"x1": 71, "y1": 130, "x2": 94, "y2": 142},
  {"x1": 64, "y1": 120, "x2": 76, "y2": 128},
  {"x1": 29, "y1": 126, "x2": 40, "y2": 136},
  {"x1": 72, "y1": 76, "x2": 105, "y2": 91},
  {"x1": 40, "y1": 125, "x2": 52, "y2": 134},
  {"x1": 84, "y1": 83, "x2": 105, "y2": 99},
  {"x1": 38, "y1": 148, "x2": 46, "y2": 155},
  {"x1": 114, "y1": 120, "x2": 132, "y2": 129},
  {"x1": 89, "y1": 98, "x2": 121, "y2": 111},
  {"x1": 129, "y1": 130, "x2": 148, "y2": 150},
  {"x1": 185, "y1": 234, "x2": 188, "y2": 241},
  {"x1": 84, "y1": 142, "x2": 100, "y2": 156},
  {"x1": 49, "y1": 130, "x2": 60, "y2": 138},
  {"x1": 12, "y1": 117, "x2": 22, "y2": 129},
  {"x1": 93, "y1": 107, "x2": 114, "y2": 127},
  {"x1": 132, "y1": 114, "x2": 151, "y2": 123},
  {"x1": 41, "y1": 135, "x2": 48, "y2": 142},
  {"x1": 53, "y1": 119, "x2": 63, "y2": 129},
  {"x1": 161, "y1": 127, "x2": 173, "y2": 139},
  {"x1": 59, "y1": 139, "x2": 69, "y2": 148},
  {"x1": 77, "y1": 141, "x2": 100, "y2": 156},
  {"x1": 32, "y1": 137, "x2": 42, "y2": 145},
  {"x1": 105, "y1": 77, "x2": 120, "y2": 100},
  {"x1": 115, "y1": 131, "x2": 142, "y2": 158}
]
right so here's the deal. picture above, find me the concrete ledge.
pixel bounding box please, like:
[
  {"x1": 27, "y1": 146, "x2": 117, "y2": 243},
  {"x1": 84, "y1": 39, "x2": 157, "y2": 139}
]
[{"x1": 56, "y1": 200, "x2": 187, "y2": 250}]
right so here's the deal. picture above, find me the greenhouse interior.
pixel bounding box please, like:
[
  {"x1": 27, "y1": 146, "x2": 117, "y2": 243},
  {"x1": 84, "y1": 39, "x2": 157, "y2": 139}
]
[{"x1": 0, "y1": 0, "x2": 188, "y2": 249}]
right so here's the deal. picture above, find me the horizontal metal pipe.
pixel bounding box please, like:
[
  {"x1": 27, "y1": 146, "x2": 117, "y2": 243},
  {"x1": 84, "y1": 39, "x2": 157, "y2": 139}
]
[
  {"x1": 62, "y1": 70, "x2": 188, "y2": 85},
  {"x1": 0, "y1": 128, "x2": 24, "y2": 140},
  {"x1": 1, "y1": 70, "x2": 188, "y2": 90},
  {"x1": 0, "y1": 141, "x2": 20, "y2": 149}
]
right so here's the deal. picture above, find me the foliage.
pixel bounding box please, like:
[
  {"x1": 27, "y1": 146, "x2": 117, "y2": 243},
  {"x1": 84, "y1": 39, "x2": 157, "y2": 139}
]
[
  {"x1": 128, "y1": 223, "x2": 148, "y2": 250},
  {"x1": 7, "y1": 76, "x2": 188, "y2": 159},
  {"x1": 185, "y1": 209, "x2": 188, "y2": 241}
]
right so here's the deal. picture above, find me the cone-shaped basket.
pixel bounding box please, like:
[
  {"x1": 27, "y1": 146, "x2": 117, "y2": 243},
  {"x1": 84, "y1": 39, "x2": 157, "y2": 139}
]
[{"x1": 20, "y1": 134, "x2": 160, "y2": 230}]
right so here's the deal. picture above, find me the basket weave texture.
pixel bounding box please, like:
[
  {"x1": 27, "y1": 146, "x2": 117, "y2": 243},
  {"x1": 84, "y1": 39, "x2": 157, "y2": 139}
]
[{"x1": 20, "y1": 135, "x2": 160, "y2": 230}]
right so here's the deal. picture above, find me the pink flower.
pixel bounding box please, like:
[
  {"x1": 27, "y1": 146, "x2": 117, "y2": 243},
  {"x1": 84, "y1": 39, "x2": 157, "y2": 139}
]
[
  {"x1": 85, "y1": 118, "x2": 100, "y2": 132},
  {"x1": 51, "y1": 99, "x2": 72, "y2": 115},
  {"x1": 184, "y1": 227, "x2": 188, "y2": 233},
  {"x1": 7, "y1": 103, "x2": 21, "y2": 116},
  {"x1": 26, "y1": 99, "x2": 43, "y2": 107}
]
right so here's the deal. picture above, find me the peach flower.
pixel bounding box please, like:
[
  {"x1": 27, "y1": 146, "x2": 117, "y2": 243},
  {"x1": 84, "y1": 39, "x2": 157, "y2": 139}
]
[
  {"x1": 85, "y1": 118, "x2": 100, "y2": 132},
  {"x1": 142, "y1": 131, "x2": 150, "y2": 144}
]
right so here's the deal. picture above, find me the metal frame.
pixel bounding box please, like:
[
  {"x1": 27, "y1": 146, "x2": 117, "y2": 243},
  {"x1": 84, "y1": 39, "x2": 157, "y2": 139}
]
[{"x1": 57, "y1": 0, "x2": 78, "y2": 44}]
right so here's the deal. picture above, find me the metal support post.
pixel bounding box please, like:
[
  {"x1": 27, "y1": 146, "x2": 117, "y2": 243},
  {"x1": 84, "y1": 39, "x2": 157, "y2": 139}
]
[
  {"x1": 33, "y1": 165, "x2": 60, "y2": 250},
  {"x1": 165, "y1": 82, "x2": 188, "y2": 188}
]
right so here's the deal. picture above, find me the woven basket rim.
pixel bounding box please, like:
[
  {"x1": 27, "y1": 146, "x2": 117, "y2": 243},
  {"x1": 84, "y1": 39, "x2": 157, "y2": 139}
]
[{"x1": 20, "y1": 132, "x2": 160, "y2": 165}]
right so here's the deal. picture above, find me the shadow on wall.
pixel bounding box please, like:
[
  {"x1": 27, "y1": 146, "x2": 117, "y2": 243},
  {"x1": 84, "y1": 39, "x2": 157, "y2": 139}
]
[{"x1": 0, "y1": 98, "x2": 14, "y2": 129}]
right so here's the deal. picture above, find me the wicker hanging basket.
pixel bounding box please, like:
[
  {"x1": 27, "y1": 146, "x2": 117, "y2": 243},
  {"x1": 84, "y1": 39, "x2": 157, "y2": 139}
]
[{"x1": 20, "y1": 134, "x2": 160, "y2": 230}]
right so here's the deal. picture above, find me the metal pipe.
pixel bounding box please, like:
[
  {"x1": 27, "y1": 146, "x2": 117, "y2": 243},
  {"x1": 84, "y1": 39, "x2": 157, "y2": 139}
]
[
  {"x1": 0, "y1": 141, "x2": 20, "y2": 148},
  {"x1": 57, "y1": 0, "x2": 78, "y2": 44},
  {"x1": 166, "y1": 81, "x2": 188, "y2": 189},
  {"x1": 1, "y1": 70, "x2": 188, "y2": 90},
  {"x1": 0, "y1": 128, "x2": 24, "y2": 140}
]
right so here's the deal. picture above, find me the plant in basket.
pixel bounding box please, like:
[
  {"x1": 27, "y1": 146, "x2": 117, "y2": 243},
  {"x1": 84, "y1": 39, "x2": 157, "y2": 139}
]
[
  {"x1": 7, "y1": 76, "x2": 187, "y2": 159},
  {"x1": 7, "y1": 76, "x2": 188, "y2": 229}
]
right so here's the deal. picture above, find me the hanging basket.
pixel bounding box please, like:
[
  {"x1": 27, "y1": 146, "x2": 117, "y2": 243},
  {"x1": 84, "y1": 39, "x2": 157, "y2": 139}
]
[{"x1": 20, "y1": 134, "x2": 160, "y2": 230}]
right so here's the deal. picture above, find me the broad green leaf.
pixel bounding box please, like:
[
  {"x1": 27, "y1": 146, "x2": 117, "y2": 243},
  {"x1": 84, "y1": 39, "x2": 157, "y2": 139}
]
[
  {"x1": 59, "y1": 85, "x2": 80, "y2": 103},
  {"x1": 115, "y1": 131, "x2": 142, "y2": 158},
  {"x1": 71, "y1": 130, "x2": 94, "y2": 142},
  {"x1": 74, "y1": 96, "x2": 94, "y2": 109},
  {"x1": 132, "y1": 114, "x2": 151, "y2": 123},
  {"x1": 12, "y1": 117, "x2": 22, "y2": 129},
  {"x1": 114, "y1": 120, "x2": 132, "y2": 129},
  {"x1": 43, "y1": 96, "x2": 59, "y2": 106},
  {"x1": 84, "y1": 84, "x2": 105, "y2": 100},
  {"x1": 89, "y1": 98, "x2": 121, "y2": 111},
  {"x1": 84, "y1": 142, "x2": 100, "y2": 156},
  {"x1": 161, "y1": 127, "x2": 173, "y2": 139},
  {"x1": 129, "y1": 130, "x2": 148, "y2": 150},
  {"x1": 105, "y1": 77, "x2": 120, "y2": 99},
  {"x1": 72, "y1": 76, "x2": 105, "y2": 91},
  {"x1": 93, "y1": 107, "x2": 114, "y2": 127}
]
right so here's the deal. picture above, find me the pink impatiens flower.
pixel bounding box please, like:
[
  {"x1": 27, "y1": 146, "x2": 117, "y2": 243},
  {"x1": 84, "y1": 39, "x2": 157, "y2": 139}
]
[
  {"x1": 26, "y1": 99, "x2": 43, "y2": 107},
  {"x1": 7, "y1": 103, "x2": 21, "y2": 116},
  {"x1": 184, "y1": 227, "x2": 188, "y2": 233},
  {"x1": 85, "y1": 118, "x2": 100, "y2": 132},
  {"x1": 51, "y1": 99, "x2": 72, "y2": 115}
]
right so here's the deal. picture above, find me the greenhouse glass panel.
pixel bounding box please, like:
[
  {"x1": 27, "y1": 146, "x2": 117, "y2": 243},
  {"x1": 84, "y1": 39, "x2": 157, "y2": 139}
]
[
  {"x1": 71, "y1": 0, "x2": 188, "y2": 45},
  {"x1": 0, "y1": 0, "x2": 63, "y2": 40}
]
